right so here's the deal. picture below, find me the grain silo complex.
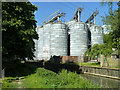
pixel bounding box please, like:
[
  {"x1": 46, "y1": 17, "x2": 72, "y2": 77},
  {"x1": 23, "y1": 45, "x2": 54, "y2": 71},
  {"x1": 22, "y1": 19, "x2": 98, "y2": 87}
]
[{"x1": 34, "y1": 7, "x2": 104, "y2": 61}]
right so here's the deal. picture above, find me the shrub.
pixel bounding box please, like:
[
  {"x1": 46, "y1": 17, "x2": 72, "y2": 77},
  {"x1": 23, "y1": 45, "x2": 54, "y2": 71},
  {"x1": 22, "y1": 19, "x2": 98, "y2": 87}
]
[{"x1": 22, "y1": 68, "x2": 100, "y2": 88}]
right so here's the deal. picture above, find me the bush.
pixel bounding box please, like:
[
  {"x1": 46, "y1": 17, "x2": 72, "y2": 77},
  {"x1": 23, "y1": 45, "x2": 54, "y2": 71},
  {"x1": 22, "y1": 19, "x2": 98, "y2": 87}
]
[
  {"x1": 36, "y1": 68, "x2": 57, "y2": 78},
  {"x1": 22, "y1": 68, "x2": 100, "y2": 88}
]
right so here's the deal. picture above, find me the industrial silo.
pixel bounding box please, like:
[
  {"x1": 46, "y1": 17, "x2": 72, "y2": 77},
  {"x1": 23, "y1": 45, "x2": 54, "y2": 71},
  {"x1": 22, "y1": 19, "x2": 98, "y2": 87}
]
[
  {"x1": 33, "y1": 39, "x2": 38, "y2": 60},
  {"x1": 90, "y1": 24, "x2": 103, "y2": 46},
  {"x1": 66, "y1": 20, "x2": 76, "y2": 28},
  {"x1": 42, "y1": 23, "x2": 52, "y2": 60},
  {"x1": 37, "y1": 27, "x2": 44, "y2": 60},
  {"x1": 86, "y1": 23, "x2": 92, "y2": 49},
  {"x1": 33, "y1": 26, "x2": 40, "y2": 60},
  {"x1": 70, "y1": 21, "x2": 88, "y2": 56},
  {"x1": 50, "y1": 21, "x2": 67, "y2": 56},
  {"x1": 66, "y1": 20, "x2": 76, "y2": 55}
]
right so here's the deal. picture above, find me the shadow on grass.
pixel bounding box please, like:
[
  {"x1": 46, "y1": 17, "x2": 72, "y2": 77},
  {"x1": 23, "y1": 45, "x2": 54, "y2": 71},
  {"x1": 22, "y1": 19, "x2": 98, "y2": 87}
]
[
  {"x1": 44, "y1": 61, "x2": 82, "y2": 74},
  {"x1": 2, "y1": 60, "x2": 44, "y2": 77},
  {"x1": 3, "y1": 58, "x2": 82, "y2": 77}
]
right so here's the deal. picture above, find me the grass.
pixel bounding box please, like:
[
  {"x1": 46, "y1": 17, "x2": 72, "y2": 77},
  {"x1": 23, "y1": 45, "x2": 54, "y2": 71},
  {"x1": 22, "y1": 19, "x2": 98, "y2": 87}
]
[
  {"x1": 2, "y1": 68, "x2": 100, "y2": 88},
  {"x1": 115, "y1": 65, "x2": 120, "y2": 68},
  {"x1": 2, "y1": 60, "x2": 39, "y2": 77},
  {"x1": 2, "y1": 61, "x2": 101, "y2": 88},
  {"x1": 2, "y1": 77, "x2": 20, "y2": 88},
  {"x1": 21, "y1": 68, "x2": 100, "y2": 88},
  {"x1": 78, "y1": 62, "x2": 100, "y2": 67},
  {"x1": 79, "y1": 62, "x2": 120, "y2": 69},
  {"x1": 0, "y1": 78, "x2": 2, "y2": 83}
]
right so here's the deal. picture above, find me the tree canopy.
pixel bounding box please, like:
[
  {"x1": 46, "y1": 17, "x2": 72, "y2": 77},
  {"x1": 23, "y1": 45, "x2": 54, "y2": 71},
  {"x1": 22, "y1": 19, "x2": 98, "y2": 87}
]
[
  {"x1": 84, "y1": 43, "x2": 113, "y2": 59},
  {"x1": 101, "y1": 2, "x2": 120, "y2": 55},
  {"x1": 2, "y1": 2, "x2": 38, "y2": 61}
]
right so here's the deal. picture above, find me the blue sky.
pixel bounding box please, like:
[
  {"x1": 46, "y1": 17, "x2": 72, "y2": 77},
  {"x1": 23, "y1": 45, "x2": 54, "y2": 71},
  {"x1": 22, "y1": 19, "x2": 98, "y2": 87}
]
[{"x1": 30, "y1": 2, "x2": 118, "y2": 26}]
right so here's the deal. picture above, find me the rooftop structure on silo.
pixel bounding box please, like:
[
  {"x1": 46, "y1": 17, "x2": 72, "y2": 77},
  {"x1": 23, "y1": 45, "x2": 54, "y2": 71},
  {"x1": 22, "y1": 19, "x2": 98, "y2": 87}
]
[
  {"x1": 71, "y1": 6, "x2": 84, "y2": 22},
  {"x1": 85, "y1": 9, "x2": 99, "y2": 24},
  {"x1": 40, "y1": 10, "x2": 65, "y2": 27}
]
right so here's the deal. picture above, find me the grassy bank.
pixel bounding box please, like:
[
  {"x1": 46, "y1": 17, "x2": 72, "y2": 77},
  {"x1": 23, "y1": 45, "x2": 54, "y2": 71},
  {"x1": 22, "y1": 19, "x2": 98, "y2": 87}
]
[
  {"x1": 2, "y1": 61, "x2": 101, "y2": 88},
  {"x1": 78, "y1": 62, "x2": 120, "y2": 68},
  {"x1": 22, "y1": 68, "x2": 99, "y2": 88},
  {"x1": 2, "y1": 60, "x2": 42, "y2": 77},
  {"x1": 2, "y1": 67, "x2": 100, "y2": 88},
  {"x1": 79, "y1": 62, "x2": 100, "y2": 67},
  {"x1": 2, "y1": 77, "x2": 20, "y2": 88}
]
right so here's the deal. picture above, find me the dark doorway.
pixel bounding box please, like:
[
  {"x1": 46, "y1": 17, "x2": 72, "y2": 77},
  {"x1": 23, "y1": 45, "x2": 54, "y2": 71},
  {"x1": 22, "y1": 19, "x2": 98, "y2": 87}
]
[{"x1": 68, "y1": 34, "x2": 70, "y2": 56}]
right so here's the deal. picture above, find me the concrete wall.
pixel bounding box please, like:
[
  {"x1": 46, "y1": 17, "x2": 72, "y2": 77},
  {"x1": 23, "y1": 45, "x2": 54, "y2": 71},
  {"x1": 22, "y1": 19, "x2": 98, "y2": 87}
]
[
  {"x1": 80, "y1": 66, "x2": 120, "y2": 80},
  {"x1": 100, "y1": 55, "x2": 120, "y2": 68}
]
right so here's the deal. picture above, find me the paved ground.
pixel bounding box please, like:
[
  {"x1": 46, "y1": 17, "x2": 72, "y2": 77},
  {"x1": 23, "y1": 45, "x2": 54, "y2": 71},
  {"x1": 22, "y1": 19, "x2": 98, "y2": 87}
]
[
  {"x1": 88, "y1": 60, "x2": 98, "y2": 63},
  {"x1": 16, "y1": 77, "x2": 24, "y2": 88}
]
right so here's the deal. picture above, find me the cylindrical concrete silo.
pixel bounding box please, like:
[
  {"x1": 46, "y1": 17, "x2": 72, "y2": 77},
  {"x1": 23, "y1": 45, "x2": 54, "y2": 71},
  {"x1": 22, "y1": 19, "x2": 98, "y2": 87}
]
[
  {"x1": 50, "y1": 21, "x2": 67, "y2": 56},
  {"x1": 33, "y1": 39, "x2": 38, "y2": 60},
  {"x1": 66, "y1": 20, "x2": 76, "y2": 27},
  {"x1": 70, "y1": 21, "x2": 88, "y2": 56},
  {"x1": 90, "y1": 24, "x2": 103, "y2": 46},
  {"x1": 66, "y1": 20, "x2": 76, "y2": 55},
  {"x1": 37, "y1": 27, "x2": 44, "y2": 60},
  {"x1": 42, "y1": 23, "x2": 52, "y2": 60}
]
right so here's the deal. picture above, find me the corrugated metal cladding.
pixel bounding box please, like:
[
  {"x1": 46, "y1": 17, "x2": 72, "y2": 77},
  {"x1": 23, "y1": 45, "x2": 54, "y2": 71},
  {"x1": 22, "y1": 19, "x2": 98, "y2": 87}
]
[
  {"x1": 34, "y1": 22, "x2": 68, "y2": 60},
  {"x1": 33, "y1": 39, "x2": 38, "y2": 60},
  {"x1": 51, "y1": 22, "x2": 68, "y2": 56},
  {"x1": 70, "y1": 21, "x2": 88, "y2": 56},
  {"x1": 90, "y1": 24, "x2": 103, "y2": 46},
  {"x1": 66, "y1": 20, "x2": 76, "y2": 35},
  {"x1": 42, "y1": 23, "x2": 52, "y2": 60},
  {"x1": 37, "y1": 27, "x2": 44, "y2": 60},
  {"x1": 33, "y1": 27, "x2": 43, "y2": 60},
  {"x1": 33, "y1": 27, "x2": 40, "y2": 60},
  {"x1": 66, "y1": 20, "x2": 76, "y2": 27}
]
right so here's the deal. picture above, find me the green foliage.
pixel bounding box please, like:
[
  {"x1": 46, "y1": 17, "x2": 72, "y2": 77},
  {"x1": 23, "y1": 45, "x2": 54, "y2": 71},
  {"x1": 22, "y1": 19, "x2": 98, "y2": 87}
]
[
  {"x1": 2, "y1": 62, "x2": 100, "y2": 88},
  {"x1": 36, "y1": 68, "x2": 57, "y2": 78},
  {"x1": 84, "y1": 44, "x2": 113, "y2": 58},
  {"x1": 21, "y1": 68, "x2": 100, "y2": 88},
  {"x1": 101, "y1": 2, "x2": 120, "y2": 55},
  {"x1": 2, "y1": 2, "x2": 38, "y2": 60},
  {"x1": 2, "y1": 61, "x2": 38, "y2": 77},
  {"x1": 84, "y1": 33, "x2": 113, "y2": 58},
  {"x1": 103, "y1": 34, "x2": 112, "y2": 47},
  {"x1": 2, "y1": 77, "x2": 19, "y2": 88}
]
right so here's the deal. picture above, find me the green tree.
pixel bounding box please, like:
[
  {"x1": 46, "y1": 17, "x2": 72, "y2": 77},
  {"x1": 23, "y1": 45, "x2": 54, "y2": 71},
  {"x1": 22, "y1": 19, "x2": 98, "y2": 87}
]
[
  {"x1": 103, "y1": 33, "x2": 112, "y2": 48},
  {"x1": 2, "y1": 2, "x2": 38, "y2": 61},
  {"x1": 84, "y1": 44, "x2": 113, "y2": 59},
  {"x1": 101, "y1": 1, "x2": 120, "y2": 55}
]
